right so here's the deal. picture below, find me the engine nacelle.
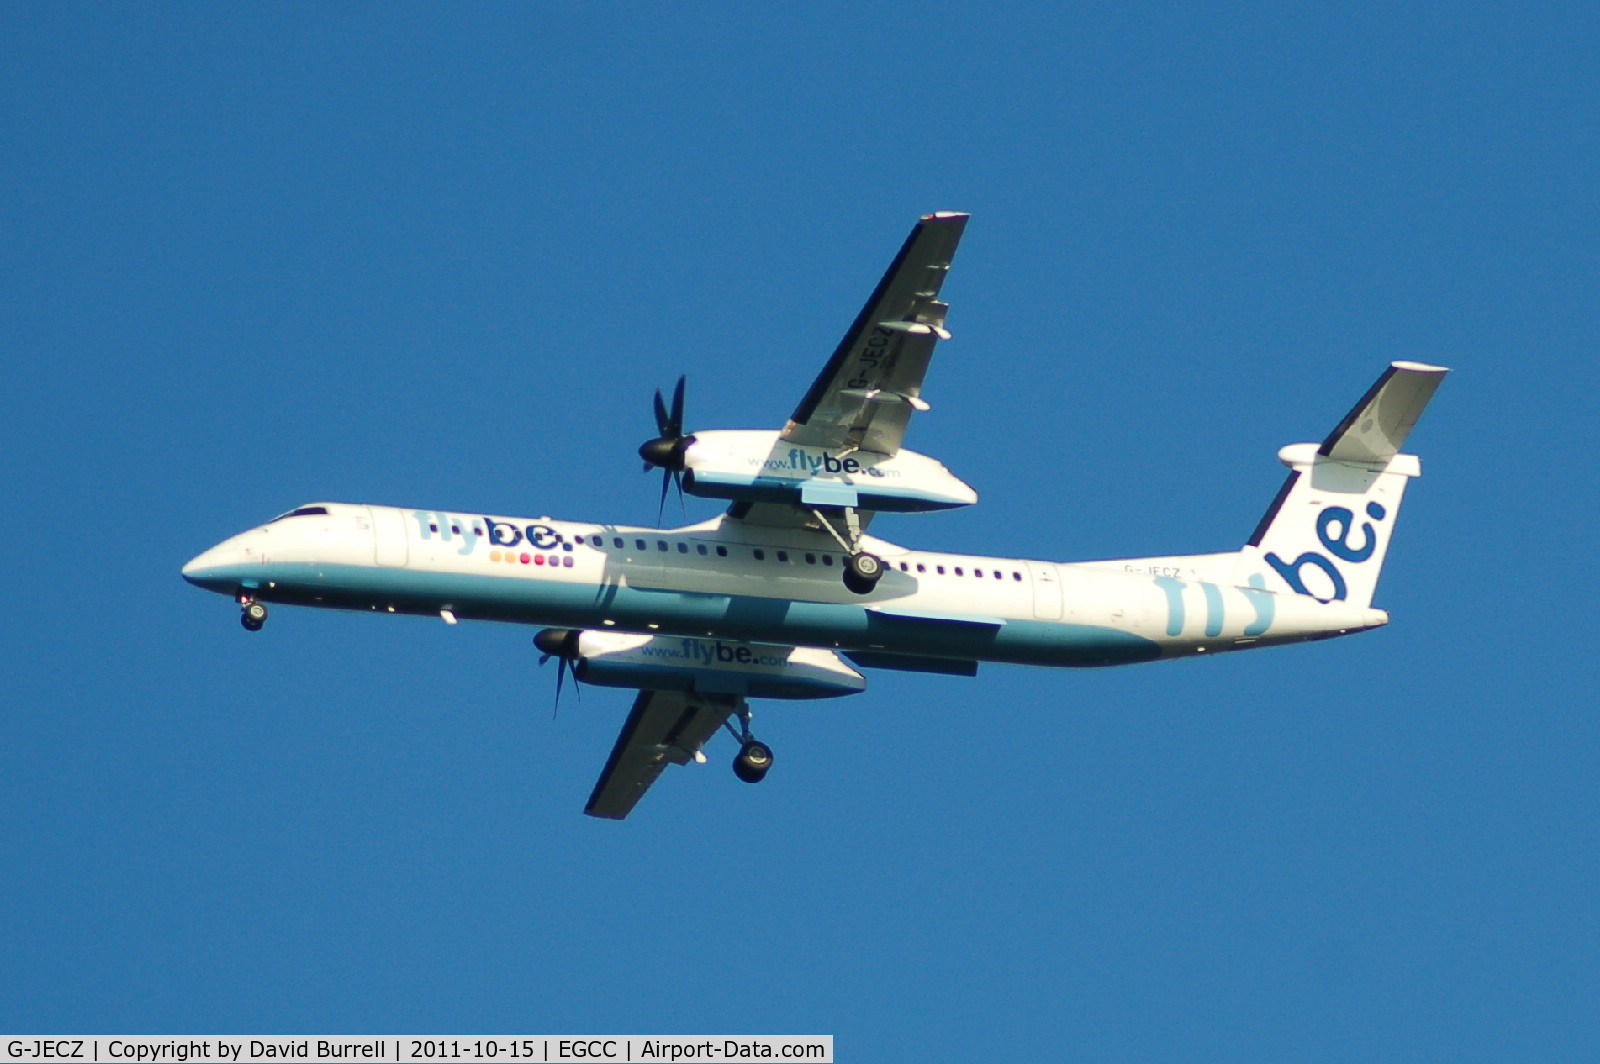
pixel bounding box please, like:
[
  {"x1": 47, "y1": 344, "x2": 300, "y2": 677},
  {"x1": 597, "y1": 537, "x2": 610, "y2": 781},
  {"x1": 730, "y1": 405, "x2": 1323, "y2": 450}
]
[
  {"x1": 679, "y1": 430, "x2": 976, "y2": 512},
  {"x1": 571, "y1": 630, "x2": 867, "y2": 699}
]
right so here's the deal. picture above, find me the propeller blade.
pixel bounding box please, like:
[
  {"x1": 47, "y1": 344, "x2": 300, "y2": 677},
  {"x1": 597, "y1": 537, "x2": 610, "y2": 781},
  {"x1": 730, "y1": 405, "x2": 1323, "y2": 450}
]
[
  {"x1": 653, "y1": 388, "x2": 670, "y2": 436},
  {"x1": 667, "y1": 375, "x2": 686, "y2": 436},
  {"x1": 657, "y1": 468, "x2": 672, "y2": 524},
  {"x1": 536, "y1": 628, "x2": 583, "y2": 720}
]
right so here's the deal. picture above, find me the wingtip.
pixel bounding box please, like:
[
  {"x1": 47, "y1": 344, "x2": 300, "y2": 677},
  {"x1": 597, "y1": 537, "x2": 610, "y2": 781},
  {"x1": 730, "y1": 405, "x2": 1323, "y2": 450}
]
[
  {"x1": 1391, "y1": 360, "x2": 1450, "y2": 375},
  {"x1": 922, "y1": 210, "x2": 970, "y2": 221}
]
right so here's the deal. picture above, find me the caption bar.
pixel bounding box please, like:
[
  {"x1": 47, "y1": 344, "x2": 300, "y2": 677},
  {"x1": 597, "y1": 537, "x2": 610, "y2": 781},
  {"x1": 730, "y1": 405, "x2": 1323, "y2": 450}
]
[{"x1": 3, "y1": 1040, "x2": 831, "y2": 1064}]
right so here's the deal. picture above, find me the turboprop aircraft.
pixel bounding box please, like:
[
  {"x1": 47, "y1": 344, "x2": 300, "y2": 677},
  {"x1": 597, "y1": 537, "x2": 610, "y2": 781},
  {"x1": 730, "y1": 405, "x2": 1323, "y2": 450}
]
[{"x1": 182, "y1": 212, "x2": 1449, "y2": 819}]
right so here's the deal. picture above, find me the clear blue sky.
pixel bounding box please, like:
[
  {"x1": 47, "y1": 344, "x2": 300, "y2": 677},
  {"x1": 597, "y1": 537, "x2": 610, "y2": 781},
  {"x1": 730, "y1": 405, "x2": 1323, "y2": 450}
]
[{"x1": 4, "y1": 3, "x2": 1596, "y2": 1058}]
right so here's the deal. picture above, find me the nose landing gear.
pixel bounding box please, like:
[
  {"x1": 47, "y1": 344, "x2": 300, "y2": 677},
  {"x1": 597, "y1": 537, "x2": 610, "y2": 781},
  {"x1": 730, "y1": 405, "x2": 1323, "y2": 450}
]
[{"x1": 239, "y1": 596, "x2": 268, "y2": 631}]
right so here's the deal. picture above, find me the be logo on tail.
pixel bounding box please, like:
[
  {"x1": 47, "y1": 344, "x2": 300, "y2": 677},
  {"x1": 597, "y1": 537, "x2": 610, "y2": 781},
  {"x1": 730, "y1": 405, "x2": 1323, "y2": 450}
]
[
  {"x1": 1246, "y1": 361, "x2": 1447, "y2": 610},
  {"x1": 1264, "y1": 502, "x2": 1388, "y2": 603}
]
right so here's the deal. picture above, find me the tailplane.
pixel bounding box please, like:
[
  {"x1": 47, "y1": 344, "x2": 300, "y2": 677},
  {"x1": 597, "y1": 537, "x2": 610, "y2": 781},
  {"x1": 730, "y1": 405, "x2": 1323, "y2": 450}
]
[{"x1": 1237, "y1": 362, "x2": 1448, "y2": 607}]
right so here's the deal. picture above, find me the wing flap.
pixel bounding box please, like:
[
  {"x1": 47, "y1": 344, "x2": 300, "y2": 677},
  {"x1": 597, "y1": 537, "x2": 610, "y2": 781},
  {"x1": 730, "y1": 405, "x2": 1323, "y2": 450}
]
[{"x1": 584, "y1": 689, "x2": 741, "y2": 820}]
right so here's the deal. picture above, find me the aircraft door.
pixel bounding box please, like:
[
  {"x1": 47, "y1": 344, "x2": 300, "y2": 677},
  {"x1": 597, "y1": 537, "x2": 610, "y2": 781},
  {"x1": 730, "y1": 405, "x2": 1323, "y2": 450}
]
[
  {"x1": 369, "y1": 506, "x2": 409, "y2": 567},
  {"x1": 1028, "y1": 562, "x2": 1062, "y2": 619}
]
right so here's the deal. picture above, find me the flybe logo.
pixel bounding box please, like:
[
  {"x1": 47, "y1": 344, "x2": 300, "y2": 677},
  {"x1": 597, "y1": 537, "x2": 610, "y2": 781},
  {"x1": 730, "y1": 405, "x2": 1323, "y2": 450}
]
[
  {"x1": 1265, "y1": 502, "x2": 1386, "y2": 602},
  {"x1": 412, "y1": 511, "x2": 563, "y2": 555},
  {"x1": 748, "y1": 449, "x2": 895, "y2": 478},
  {"x1": 639, "y1": 638, "x2": 787, "y2": 668}
]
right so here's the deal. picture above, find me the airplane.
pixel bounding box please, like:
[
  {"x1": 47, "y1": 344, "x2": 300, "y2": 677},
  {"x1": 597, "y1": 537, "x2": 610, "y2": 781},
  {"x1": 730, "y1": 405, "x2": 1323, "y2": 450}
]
[{"x1": 182, "y1": 212, "x2": 1449, "y2": 819}]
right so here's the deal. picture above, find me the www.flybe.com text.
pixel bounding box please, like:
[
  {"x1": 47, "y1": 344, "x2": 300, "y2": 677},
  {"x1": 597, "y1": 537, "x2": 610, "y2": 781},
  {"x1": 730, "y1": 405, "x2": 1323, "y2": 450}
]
[
  {"x1": 638, "y1": 638, "x2": 787, "y2": 668},
  {"x1": 747, "y1": 449, "x2": 896, "y2": 477}
]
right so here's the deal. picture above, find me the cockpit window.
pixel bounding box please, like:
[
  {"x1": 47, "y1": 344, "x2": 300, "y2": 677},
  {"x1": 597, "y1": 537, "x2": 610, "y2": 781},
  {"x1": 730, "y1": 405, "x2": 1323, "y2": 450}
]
[{"x1": 268, "y1": 506, "x2": 330, "y2": 523}]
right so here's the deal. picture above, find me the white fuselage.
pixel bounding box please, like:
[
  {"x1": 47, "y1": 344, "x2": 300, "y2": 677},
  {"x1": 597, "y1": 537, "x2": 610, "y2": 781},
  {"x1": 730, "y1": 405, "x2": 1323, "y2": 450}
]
[{"x1": 183, "y1": 502, "x2": 1387, "y2": 670}]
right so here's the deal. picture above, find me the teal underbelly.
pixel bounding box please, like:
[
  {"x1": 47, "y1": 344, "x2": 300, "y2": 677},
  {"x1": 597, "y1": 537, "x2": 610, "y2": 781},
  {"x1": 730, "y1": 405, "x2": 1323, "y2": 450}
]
[{"x1": 243, "y1": 563, "x2": 1162, "y2": 668}]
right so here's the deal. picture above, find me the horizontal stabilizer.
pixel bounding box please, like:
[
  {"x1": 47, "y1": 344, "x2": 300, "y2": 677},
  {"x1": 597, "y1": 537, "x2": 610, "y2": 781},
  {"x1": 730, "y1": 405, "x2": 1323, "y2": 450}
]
[{"x1": 1320, "y1": 361, "x2": 1449, "y2": 466}]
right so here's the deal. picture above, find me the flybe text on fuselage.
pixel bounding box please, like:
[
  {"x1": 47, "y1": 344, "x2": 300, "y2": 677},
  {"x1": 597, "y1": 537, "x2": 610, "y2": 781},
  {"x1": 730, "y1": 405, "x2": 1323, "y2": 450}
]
[{"x1": 415, "y1": 511, "x2": 569, "y2": 556}]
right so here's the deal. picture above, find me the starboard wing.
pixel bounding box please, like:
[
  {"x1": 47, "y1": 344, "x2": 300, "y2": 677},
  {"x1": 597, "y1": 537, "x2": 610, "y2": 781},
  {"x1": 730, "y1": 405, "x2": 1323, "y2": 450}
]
[
  {"x1": 585, "y1": 688, "x2": 742, "y2": 820},
  {"x1": 729, "y1": 212, "x2": 969, "y2": 532},
  {"x1": 782, "y1": 211, "x2": 968, "y2": 457}
]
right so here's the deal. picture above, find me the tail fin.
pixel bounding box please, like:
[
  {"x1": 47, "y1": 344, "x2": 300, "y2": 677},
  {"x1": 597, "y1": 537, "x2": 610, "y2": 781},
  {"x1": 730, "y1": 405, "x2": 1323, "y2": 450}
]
[{"x1": 1238, "y1": 362, "x2": 1448, "y2": 607}]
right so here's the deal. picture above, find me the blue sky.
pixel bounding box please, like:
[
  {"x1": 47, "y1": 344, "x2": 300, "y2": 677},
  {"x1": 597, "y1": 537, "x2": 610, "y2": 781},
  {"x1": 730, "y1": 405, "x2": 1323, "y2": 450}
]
[{"x1": 3, "y1": 2, "x2": 1596, "y2": 1058}]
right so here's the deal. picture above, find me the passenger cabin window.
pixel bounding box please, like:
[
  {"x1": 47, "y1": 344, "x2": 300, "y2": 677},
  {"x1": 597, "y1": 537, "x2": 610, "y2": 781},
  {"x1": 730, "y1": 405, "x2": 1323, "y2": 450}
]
[
  {"x1": 822, "y1": 555, "x2": 833, "y2": 566},
  {"x1": 716, "y1": 546, "x2": 728, "y2": 557},
  {"x1": 805, "y1": 553, "x2": 816, "y2": 565},
  {"x1": 916, "y1": 563, "x2": 926, "y2": 573},
  {"x1": 777, "y1": 551, "x2": 789, "y2": 562},
  {"x1": 678, "y1": 543, "x2": 688, "y2": 554},
  {"x1": 657, "y1": 540, "x2": 668, "y2": 551},
  {"x1": 936, "y1": 565, "x2": 945, "y2": 575},
  {"x1": 954, "y1": 567, "x2": 964, "y2": 576},
  {"x1": 635, "y1": 539, "x2": 646, "y2": 550},
  {"x1": 753, "y1": 549, "x2": 765, "y2": 561},
  {"x1": 697, "y1": 544, "x2": 708, "y2": 555}
]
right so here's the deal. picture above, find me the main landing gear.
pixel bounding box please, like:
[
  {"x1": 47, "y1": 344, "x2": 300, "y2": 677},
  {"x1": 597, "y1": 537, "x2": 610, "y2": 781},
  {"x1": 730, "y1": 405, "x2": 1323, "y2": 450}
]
[
  {"x1": 726, "y1": 704, "x2": 774, "y2": 784},
  {"x1": 811, "y1": 505, "x2": 883, "y2": 595},
  {"x1": 843, "y1": 550, "x2": 883, "y2": 594},
  {"x1": 239, "y1": 595, "x2": 268, "y2": 632}
]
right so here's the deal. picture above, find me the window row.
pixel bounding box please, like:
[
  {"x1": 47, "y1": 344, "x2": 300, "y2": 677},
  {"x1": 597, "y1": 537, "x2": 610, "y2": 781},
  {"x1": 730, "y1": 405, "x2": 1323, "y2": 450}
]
[{"x1": 575, "y1": 535, "x2": 1023, "y2": 581}]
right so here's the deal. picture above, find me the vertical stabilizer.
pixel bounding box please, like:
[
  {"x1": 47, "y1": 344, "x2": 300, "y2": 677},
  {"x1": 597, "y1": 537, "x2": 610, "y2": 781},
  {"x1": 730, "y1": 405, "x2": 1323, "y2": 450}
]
[{"x1": 1237, "y1": 362, "x2": 1448, "y2": 608}]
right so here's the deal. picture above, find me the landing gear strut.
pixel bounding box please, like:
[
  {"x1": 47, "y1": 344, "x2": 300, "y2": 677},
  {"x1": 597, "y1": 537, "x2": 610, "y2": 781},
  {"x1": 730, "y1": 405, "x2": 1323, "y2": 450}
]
[
  {"x1": 810, "y1": 505, "x2": 883, "y2": 595},
  {"x1": 725, "y1": 704, "x2": 774, "y2": 784},
  {"x1": 239, "y1": 597, "x2": 268, "y2": 632}
]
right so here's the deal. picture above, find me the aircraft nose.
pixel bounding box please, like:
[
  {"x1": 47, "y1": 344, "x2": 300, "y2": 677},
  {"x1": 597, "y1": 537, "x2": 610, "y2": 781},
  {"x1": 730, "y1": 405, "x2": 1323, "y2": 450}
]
[
  {"x1": 181, "y1": 538, "x2": 249, "y2": 591},
  {"x1": 181, "y1": 545, "x2": 220, "y2": 585}
]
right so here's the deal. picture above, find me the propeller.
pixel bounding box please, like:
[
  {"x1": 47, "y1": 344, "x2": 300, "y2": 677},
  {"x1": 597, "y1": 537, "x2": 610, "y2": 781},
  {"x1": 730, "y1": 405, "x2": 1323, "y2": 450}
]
[
  {"x1": 638, "y1": 375, "x2": 692, "y2": 523},
  {"x1": 534, "y1": 628, "x2": 583, "y2": 718}
]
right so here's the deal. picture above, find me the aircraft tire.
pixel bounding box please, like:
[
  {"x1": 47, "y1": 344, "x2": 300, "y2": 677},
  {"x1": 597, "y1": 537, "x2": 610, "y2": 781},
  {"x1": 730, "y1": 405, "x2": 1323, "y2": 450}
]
[
  {"x1": 241, "y1": 601, "x2": 268, "y2": 631},
  {"x1": 843, "y1": 552, "x2": 883, "y2": 595},
  {"x1": 734, "y1": 740, "x2": 773, "y2": 784}
]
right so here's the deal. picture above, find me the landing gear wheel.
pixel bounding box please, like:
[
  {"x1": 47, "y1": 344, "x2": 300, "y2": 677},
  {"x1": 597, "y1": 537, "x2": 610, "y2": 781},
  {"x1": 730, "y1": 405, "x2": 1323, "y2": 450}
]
[
  {"x1": 241, "y1": 600, "x2": 268, "y2": 631},
  {"x1": 843, "y1": 551, "x2": 883, "y2": 595},
  {"x1": 733, "y1": 740, "x2": 774, "y2": 784}
]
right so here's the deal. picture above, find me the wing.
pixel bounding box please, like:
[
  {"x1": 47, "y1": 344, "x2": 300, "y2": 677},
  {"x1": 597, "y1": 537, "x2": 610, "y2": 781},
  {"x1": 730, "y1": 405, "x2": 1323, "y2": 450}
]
[
  {"x1": 782, "y1": 211, "x2": 968, "y2": 457},
  {"x1": 584, "y1": 689, "x2": 741, "y2": 820}
]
